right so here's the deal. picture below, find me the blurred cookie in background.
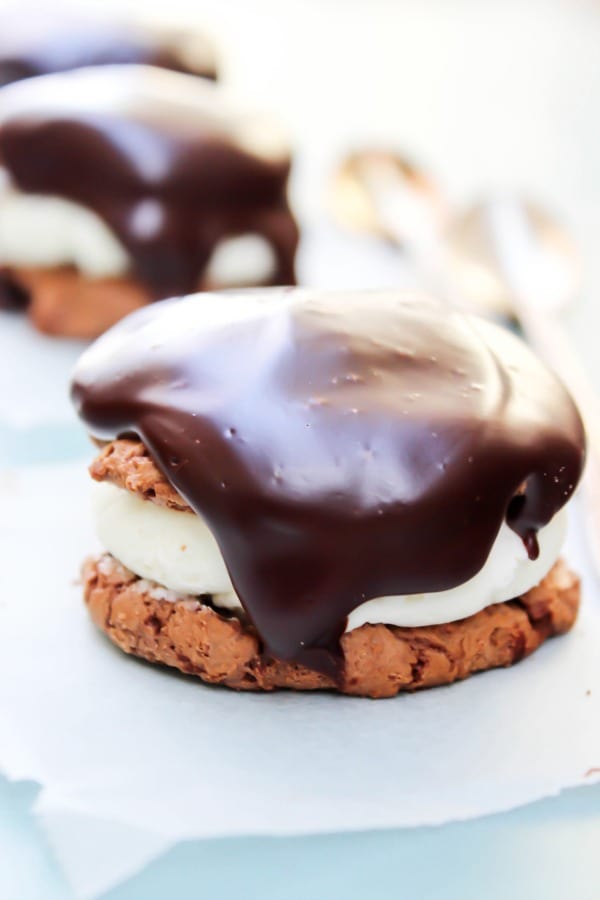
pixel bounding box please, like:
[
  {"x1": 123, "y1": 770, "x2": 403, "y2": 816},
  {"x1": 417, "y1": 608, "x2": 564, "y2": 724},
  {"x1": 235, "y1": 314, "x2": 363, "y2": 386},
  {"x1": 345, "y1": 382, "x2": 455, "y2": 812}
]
[{"x1": 0, "y1": 65, "x2": 298, "y2": 338}]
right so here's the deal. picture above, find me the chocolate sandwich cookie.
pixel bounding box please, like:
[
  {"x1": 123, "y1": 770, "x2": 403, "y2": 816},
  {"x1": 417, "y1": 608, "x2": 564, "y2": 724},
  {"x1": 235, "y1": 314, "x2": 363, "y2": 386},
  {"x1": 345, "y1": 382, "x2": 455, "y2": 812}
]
[
  {"x1": 0, "y1": 7, "x2": 217, "y2": 86},
  {"x1": 72, "y1": 289, "x2": 586, "y2": 697},
  {"x1": 0, "y1": 66, "x2": 298, "y2": 337}
]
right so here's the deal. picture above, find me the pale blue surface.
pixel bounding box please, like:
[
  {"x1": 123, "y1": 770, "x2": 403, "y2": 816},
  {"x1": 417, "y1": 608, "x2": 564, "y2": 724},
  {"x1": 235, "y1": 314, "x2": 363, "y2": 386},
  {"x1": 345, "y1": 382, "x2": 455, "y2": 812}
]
[
  {"x1": 0, "y1": 424, "x2": 88, "y2": 466},
  {"x1": 2, "y1": 775, "x2": 600, "y2": 900}
]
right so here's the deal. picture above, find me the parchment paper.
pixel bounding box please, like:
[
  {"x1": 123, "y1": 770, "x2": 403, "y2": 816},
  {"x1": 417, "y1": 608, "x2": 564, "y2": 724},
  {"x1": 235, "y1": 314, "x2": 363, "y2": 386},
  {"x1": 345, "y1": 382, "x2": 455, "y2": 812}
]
[{"x1": 0, "y1": 460, "x2": 599, "y2": 898}]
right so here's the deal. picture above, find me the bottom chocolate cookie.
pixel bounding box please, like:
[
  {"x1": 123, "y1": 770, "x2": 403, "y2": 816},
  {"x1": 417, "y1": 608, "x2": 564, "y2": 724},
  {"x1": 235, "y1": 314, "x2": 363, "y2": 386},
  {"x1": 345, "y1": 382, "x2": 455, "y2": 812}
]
[
  {"x1": 83, "y1": 554, "x2": 580, "y2": 698},
  {"x1": 1, "y1": 267, "x2": 150, "y2": 340},
  {"x1": 1, "y1": 252, "x2": 298, "y2": 340}
]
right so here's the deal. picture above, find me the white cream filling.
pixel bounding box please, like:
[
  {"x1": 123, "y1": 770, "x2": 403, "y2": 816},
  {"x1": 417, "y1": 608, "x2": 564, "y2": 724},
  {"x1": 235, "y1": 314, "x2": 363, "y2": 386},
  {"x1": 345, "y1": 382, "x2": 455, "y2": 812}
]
[
  {"x1": 93, "y1": 481, "x2": 567, "y2": 631},
  {"x1": 204, "y1": 234, "x2": 276, "y2": 286},
  {"x1": 0, "y1": 171, "x2": 277, "y2": 285},
  {"x1": 0, "y1": 171, "x2": 130, "y2": 278}
]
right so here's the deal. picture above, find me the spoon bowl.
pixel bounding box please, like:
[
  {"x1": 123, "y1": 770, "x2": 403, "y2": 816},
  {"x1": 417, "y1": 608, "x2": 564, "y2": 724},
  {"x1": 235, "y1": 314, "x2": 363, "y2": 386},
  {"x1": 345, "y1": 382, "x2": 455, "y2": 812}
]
[{"x1": 328, "y1": 148, "x2": 447, "y2": 248}]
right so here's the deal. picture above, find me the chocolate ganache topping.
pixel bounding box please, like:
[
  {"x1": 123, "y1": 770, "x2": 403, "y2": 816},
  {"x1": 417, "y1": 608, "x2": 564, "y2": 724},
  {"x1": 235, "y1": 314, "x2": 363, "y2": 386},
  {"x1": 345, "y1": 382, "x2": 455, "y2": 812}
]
[
  {"x1": 0, "y1": 8, "x2": 218, "y2": 85},
  {"x1": 0, "y1": 66, "x2": 297, "y2": 297},
  {"x1": 71, "y1": 289, "x2": 586, "y2": 676}
]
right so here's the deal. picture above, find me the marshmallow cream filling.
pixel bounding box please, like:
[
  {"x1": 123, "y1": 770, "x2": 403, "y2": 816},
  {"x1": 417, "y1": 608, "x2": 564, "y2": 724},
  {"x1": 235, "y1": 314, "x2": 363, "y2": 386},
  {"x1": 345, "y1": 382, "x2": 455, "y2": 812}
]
[
  {"x1": 0, "y1": 170, "x2": 277, "y2": 285},
  {"x1": 93, "y1": 481, "x2": 567, "y2": 631},
  {"x1": 0, "y1": 171, "x2": 130, "y2": 278}
]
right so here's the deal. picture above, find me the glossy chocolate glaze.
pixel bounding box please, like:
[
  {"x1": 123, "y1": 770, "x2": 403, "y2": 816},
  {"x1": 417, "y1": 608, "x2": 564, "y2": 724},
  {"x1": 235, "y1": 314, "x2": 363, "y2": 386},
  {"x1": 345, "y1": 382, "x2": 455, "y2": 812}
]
[
  {"x1": 0, "y1": 9, "x2": 217, "y2": 85},
  {"x1": 0, "y1": 67, "x2": 297, "y2": 298},
  {"x1": 71, "y1": 290, "x2": 586, "y2": 676}
]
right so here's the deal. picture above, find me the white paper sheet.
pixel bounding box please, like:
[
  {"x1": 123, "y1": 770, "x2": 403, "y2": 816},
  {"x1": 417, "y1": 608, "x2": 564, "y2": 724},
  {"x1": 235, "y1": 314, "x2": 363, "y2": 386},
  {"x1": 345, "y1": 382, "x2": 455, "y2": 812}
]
[{"x1": 1, "y1": 460, "x2": 599, "y2": 898}]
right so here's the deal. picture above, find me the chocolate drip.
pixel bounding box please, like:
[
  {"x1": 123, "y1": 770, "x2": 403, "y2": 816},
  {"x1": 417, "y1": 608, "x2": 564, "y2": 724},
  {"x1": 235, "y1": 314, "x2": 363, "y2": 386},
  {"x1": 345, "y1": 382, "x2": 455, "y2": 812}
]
[
  {"x1": 71, "y1": 290, "x2": 586, "y2": 676},
  {"x1": 0, "y1": 9, "x2": 218, "y2": 85},
  {"x1": 0, "y1": 67, "x2": 298, "y2": 298}
]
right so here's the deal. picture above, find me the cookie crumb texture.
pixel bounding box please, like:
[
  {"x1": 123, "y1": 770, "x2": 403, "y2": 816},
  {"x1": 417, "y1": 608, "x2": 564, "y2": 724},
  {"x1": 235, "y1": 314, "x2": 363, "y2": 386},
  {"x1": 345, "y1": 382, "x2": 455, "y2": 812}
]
[
  {"x1": 83, "y1": 554, "x2": 580, "y2": 698},
  {"x1": 90, "y1": 439, "x2": 190, "y2": 510}
]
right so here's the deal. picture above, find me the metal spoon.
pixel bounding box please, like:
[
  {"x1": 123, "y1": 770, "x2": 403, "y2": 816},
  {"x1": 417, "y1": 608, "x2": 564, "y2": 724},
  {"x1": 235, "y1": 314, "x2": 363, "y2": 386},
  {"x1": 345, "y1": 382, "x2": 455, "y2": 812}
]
[
  {"x1": 445, "y1": 196, "x2": 582, "y2": 317},
  {"x1": 330, "y1": 149, "x2": 600, "y2": 567},
  {"x1": 328, "y1": 149, "x2": 460, "y2": 307},
  {"x1": 328, "y1": 149, "x2": 448, "y2": 247}
]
